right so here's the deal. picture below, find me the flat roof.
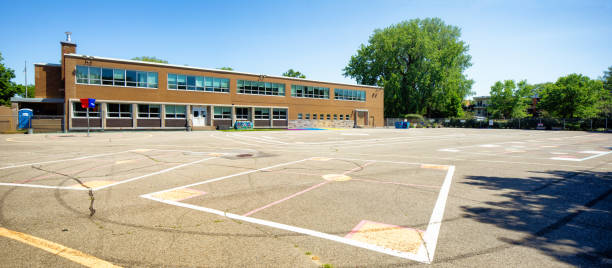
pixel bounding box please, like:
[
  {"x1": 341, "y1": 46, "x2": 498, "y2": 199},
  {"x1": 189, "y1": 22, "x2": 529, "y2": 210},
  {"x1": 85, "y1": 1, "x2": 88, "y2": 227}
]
[
  {"x1": 34, "y1": 63, "x2": 61, "y2": 67},
  {"x1": 64, "y1": 53, "x2": 383, "y2": 90},
  {"x1": 10, "y1": 97, "x2": 64, "y2": 103}
]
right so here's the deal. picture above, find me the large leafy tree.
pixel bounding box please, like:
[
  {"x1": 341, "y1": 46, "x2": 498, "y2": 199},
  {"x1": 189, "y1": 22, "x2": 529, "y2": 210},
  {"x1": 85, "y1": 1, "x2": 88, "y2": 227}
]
[
  {"x1": 282, "y1": 69, "x2": 306, "y2": 79},
  {"x1": 343, "y1": 18, "x2": 474, "y2": 117},
  {"x1": 488, "y1": 80, "x2": 532, "y2": 119},
  {"x1": 538, "y1": 74, "x2": 605, "y2": 118},
  {"x1": 217, "y1": 67, "x2": 234, "y2": 71},
  {"x1": 0, "y1": 52, "x2": 18, "y2": 106},
  {"x1": 131, "y1": 56, "x2": 168, "y2": 64}
]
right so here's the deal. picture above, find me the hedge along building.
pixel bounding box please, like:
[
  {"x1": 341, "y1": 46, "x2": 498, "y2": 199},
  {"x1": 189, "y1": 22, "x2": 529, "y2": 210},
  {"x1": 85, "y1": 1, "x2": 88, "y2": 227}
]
[{"x1": 29, "y1": 34, "x2": 384, "y2": 131}]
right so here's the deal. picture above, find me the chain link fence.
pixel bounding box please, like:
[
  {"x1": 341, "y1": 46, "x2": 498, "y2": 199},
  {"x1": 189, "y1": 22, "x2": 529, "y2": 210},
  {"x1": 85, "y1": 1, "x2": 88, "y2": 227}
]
[{"x1": 385, "y1": 117, "x2": 610, "y2": 132}]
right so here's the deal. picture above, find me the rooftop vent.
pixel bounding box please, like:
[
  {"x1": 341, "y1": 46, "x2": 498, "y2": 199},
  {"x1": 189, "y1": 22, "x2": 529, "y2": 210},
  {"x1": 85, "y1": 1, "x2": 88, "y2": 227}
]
[{"x1": 64, "y1": 31, "x2": 72, "y2": 42}]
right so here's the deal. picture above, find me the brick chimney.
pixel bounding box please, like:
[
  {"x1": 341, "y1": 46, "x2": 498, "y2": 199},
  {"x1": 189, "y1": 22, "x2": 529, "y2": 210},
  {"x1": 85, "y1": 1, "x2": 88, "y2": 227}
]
[{"x1": 61, "y1": 32, "x2": 76, "y2": 81}]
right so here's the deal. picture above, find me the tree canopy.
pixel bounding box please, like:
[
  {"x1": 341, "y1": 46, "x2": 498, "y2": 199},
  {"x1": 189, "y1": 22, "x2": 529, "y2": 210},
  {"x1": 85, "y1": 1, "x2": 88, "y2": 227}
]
[
  {"x1": 488, "y1": 80, "x2": 532, "y2": 119},
  {"x1": 343, "y1": 18, "x2": 474, "y2": 117},
  {"x1": 538, "y1": 74, "x2": 605, "y2": 118},
  {"x1": 131, "y1": 56, "x2": 168, "y2": 64},
  {"x1": 282, "y1": 69, "x2": 306, "y2": 79},
  {"x1": 0, "y1": 53, "x2": 18, "y2": 105},
  {"x1": 217, "y1": 67, "x2": 234, "y2": 71}
]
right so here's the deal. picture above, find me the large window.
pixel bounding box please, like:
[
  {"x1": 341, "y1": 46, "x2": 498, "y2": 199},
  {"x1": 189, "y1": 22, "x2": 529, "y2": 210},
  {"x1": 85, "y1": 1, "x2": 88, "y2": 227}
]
[
  {"x1": 236, "y1": 107, "x2": 249, "y2": 120},
  {"x1": 165, "y1": 105, "x2": 186, "y2": 118},
  {"x1": 138, "y1": 104, "x2": 160, "y2": 118},
  {"x1": 107, "y1": 103, "x2": 132, "y2": 118},
  {"x1": 334, "y1": 88, "x2": 366, "y2": 101},
  {"x1": 72, "y1": 102, "x2": 100, "y2": 117},
  {"x1": 76, "y1": 65, "x2": 157, "y2": 88},
  {"x1": 254, "y1": 108, "x2": 270, "y2": 119},
  {"x1": 214, "y1": 107, "x2": 232, "y2": 119},
  {"x1": 273, "y1": 108, "x2": 287, "y2": 120},
  {"x1": 168, "y1": 74, "x2": 229, "y2": 93},
  {"x1": 237, "y1": 80, "x2": 285, "y2": 96},
  {"x1": 291, "y1": 85, "x2": 329, "y2": 99}
]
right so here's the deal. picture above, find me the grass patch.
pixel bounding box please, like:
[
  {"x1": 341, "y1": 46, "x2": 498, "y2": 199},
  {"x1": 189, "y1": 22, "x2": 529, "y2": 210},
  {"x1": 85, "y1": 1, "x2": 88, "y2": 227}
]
[
  {"x1": 305, "y1": 251, "x2": 312, "y2": 255},
  {"x1": 321, "y1": 264, "x2": 334, "y2": 268}
]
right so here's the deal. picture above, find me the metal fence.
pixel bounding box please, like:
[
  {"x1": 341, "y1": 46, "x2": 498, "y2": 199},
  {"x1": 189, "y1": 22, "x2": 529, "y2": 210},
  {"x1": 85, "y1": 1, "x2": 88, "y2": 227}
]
[
  {"x1": 385, "y1": 117, "x2": 610, "y2": 131},
  {"x1": 0, "y1": 115, "x2": 64, "y2": 133}
]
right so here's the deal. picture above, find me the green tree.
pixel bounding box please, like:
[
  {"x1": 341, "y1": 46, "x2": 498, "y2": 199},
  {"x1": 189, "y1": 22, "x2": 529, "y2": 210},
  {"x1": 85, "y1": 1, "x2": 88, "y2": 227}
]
[
  {"x1": 217, "y1": 67, "x2": 234, "y2": 71},
  {"x1": 488, "y1": 80, "x2": 532, "y2": 119},
  {"x1": 343, "y1": 18, "x2": 474, "y2": 117},
  {"x1": 0, "y1": 52, "x2": 18, "y2": 106},
  {"x1": 131, "y1": 56, "x2": 168, "y2": 64},
  {"x1": 282, "y1": 69, "x2": 306, "y2": 79},
  {"x1": 538, "y1": 74, "x2": 605, "y2": 118},
  {"x1": 13, "y1": 84, "x2": 35, "y2": 98}
]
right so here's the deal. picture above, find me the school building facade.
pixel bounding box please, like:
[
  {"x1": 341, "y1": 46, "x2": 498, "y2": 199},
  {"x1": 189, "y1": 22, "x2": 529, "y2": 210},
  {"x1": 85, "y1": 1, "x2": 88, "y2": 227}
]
[{"x1": 23, "y1": 36, "x2": 384, "y2": 131}]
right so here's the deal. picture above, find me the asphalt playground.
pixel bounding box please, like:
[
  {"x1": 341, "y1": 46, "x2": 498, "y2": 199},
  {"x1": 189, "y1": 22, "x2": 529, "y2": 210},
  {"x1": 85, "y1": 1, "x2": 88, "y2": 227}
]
[{"x1": 0, "y1": 128, "x2": 610, "y2": 267}]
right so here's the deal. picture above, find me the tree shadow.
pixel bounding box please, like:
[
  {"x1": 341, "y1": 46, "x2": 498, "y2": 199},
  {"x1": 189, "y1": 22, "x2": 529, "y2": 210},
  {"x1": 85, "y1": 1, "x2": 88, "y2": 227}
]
[{"x1": 460, "y1": 169, "x2": 612, "y2": 266}]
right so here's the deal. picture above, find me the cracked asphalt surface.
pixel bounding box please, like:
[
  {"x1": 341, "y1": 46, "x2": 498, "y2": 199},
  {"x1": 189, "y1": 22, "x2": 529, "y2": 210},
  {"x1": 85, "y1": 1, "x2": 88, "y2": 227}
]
[{"x1": 0, "y1": 128, "x2": 610, "y2": 267}]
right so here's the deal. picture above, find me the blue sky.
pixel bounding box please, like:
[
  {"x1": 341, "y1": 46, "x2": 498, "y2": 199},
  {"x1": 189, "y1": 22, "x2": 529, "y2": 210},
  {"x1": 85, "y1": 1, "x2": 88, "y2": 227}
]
[{"x1": 1, "y1": 0, "x2": 610, "y2": 97}]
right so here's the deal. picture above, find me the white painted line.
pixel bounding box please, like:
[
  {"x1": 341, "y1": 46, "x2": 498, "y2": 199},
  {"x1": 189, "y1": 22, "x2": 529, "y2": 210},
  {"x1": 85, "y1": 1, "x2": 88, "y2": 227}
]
[
  {"x1": 141, "y1": 157, "x2": 455, "y2": 263},
  {"x1": 141, "y1": 195, "x2": 428, "y2": 263},
  {"x1": 417, "y1": 165, "x2": 456, "y2": 263},
  {"x1": 142, "y1": 158, "x2": 312, "y2": 197},
  {"x1": 551, "y1": 151, "x2": 611, "y2": 162},
  {"x1": 0, "y1": 182, "x2": 89, "y2": 190},
  {"x1": 92, "y1": 157, "x2": 217, "y2": 191},
  {"x1": 0, "y1": 150, "x2": 132, "y2": 170},
  {"x1": 438, "y1": 148, "x2": 459, "y2": 152}
]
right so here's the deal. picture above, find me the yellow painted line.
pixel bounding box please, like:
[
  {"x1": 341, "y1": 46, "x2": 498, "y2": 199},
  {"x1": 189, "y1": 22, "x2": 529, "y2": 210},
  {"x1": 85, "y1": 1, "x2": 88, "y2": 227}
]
[{"x1": 0, "y1": 227, "x2": 121, "y2": 268}]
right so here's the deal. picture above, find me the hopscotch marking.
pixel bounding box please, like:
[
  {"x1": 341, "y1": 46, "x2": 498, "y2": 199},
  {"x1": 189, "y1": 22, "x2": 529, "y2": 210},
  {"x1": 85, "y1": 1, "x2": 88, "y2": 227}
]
[
  {"x1": 0, "y1": 149, "x2": 221, "y2": 191},
  {"x1": 141, "y1": 157, "x2": 456, "y2": 264}
]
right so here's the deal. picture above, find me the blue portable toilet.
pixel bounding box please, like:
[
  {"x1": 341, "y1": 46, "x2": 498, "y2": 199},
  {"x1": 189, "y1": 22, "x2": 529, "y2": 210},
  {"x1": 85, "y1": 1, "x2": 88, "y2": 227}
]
[{"x1": 18, "y1": 108, "x2": 33, "y2": 129}]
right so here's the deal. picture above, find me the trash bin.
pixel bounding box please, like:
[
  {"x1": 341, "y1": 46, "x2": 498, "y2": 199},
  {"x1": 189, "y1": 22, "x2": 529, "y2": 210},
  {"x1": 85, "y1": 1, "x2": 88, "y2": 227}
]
[
  {"x1": 395, "y1": 121, "x2": 402, "y2": 128},
  {"x1": 18, "y1": 108, "x2": 33, "y2": 129}
]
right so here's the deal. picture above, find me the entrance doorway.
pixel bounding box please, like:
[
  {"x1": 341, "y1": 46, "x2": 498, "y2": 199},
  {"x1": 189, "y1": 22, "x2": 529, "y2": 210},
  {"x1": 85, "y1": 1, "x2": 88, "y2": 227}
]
[
  {"x1": 355, "y1": 110, "x2": 368, "y2": 127},
  {"x1": 192, "y1": 106, "x2": 207, "y2": 127}
]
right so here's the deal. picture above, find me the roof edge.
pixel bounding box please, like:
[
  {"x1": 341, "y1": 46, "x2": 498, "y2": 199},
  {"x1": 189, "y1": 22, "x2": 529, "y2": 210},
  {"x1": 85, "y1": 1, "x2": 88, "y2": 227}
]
[
  {"x1": 64, "y1": 54, "x2": 382, "y2": 90},
  {"x1": 34, "y1": 63, "x2": 61, "y2": 67}
]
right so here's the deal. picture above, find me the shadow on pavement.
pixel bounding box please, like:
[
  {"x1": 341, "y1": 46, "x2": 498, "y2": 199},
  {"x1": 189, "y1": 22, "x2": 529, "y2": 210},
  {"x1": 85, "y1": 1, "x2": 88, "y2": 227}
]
[{"x1": 460, "y1": 169, "x2": 612, "y2": 266}]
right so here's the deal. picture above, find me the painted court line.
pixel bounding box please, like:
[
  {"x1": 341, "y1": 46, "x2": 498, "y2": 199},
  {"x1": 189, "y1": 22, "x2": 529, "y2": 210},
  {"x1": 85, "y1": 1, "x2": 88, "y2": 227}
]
[
  {"x1": 0, "y1": 151, "x2": 217, "y2": 191},
  {"x1": 141, "y1": 157, "x2": 456, "y2": 263},
  {"x1": 142, "y1": 196, "x2": 426, "y2": 262},
  {"x1": 143, "y1": 158, "x2": 312, "y2": 197},
  {"x1": 91, "y1": 156, "x2": 217, "y2": 191},
  {"x1": 550, "y1": 151, "x2": 612, "y2": 162},
  {"x1": 0, "y1": 150, "x2": 133, "y2": 170},
  {"x1": 0, "y1": 227, "x2": 121, "y2": 268},
  {"x1": 242, "y1": 181, "x2": 330, "y2": 217}
]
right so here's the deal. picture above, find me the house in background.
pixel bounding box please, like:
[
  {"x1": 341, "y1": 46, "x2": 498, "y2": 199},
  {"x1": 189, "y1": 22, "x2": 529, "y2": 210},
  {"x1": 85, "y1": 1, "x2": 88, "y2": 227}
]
[{"x1": 472, "y1": 96, "x2": 490, "y2": 118}]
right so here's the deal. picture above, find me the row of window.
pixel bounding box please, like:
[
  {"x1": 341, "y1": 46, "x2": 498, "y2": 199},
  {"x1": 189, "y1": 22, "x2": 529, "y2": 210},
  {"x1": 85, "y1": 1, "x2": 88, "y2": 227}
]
[
  {"x1": 73, "y1": 103, "x2": 186, "y2": 118},
  {"x1": 237, "y1": 80, "x2": 285, "y2": 96},
  {"x1": 291, "y1": 85, "x2": 330, "y2": 99},
  {"x1": 298, "y1": 113, "x2": 351, "y2": 120},
  {"x1": 76, "y1": 65, "x2": 158, "y2": 88},
  {"x1": 215, "y1": 107, "x2": 287, "y2": 120},
  {"x1": 76, "y1": 66, "x2": 366, "y2": 101},
  {"x1": 167, "y1": 74, "x2": 229, "y2": 92},
  {"x1": 73, "y1": 102, "x2": 288, "y2": 121},
  {"x1": 335, "y1": 88, "x2": 366, "y2": 101}
]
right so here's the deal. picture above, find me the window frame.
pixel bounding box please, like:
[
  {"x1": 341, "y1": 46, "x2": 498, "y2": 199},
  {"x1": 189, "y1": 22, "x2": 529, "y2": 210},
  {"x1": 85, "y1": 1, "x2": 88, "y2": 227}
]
[
  {"x1": 72, "y1": 102, "x2": 100, "y2": 118},
  {"x1": 75, "y1": 65, "x2": 158, "y2": 89},
  {"x1": 137, "y1": 104, "x2": 161, "y2": 118},
  {"x1": 165, "y1": 105, "x2": 186, "y2": 119},
  {"x1": 107, "y1": 103, "x2": 133, "y2": 118},
  {"x1": 213, "y1": 107, "x2": 232, "y2": 119}
]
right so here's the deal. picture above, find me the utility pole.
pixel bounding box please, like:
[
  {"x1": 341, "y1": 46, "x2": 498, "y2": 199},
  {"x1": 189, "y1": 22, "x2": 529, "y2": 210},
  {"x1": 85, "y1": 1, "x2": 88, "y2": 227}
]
[{"x1": 24, "y1": 60, "x2": 28, "y2": 98}]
